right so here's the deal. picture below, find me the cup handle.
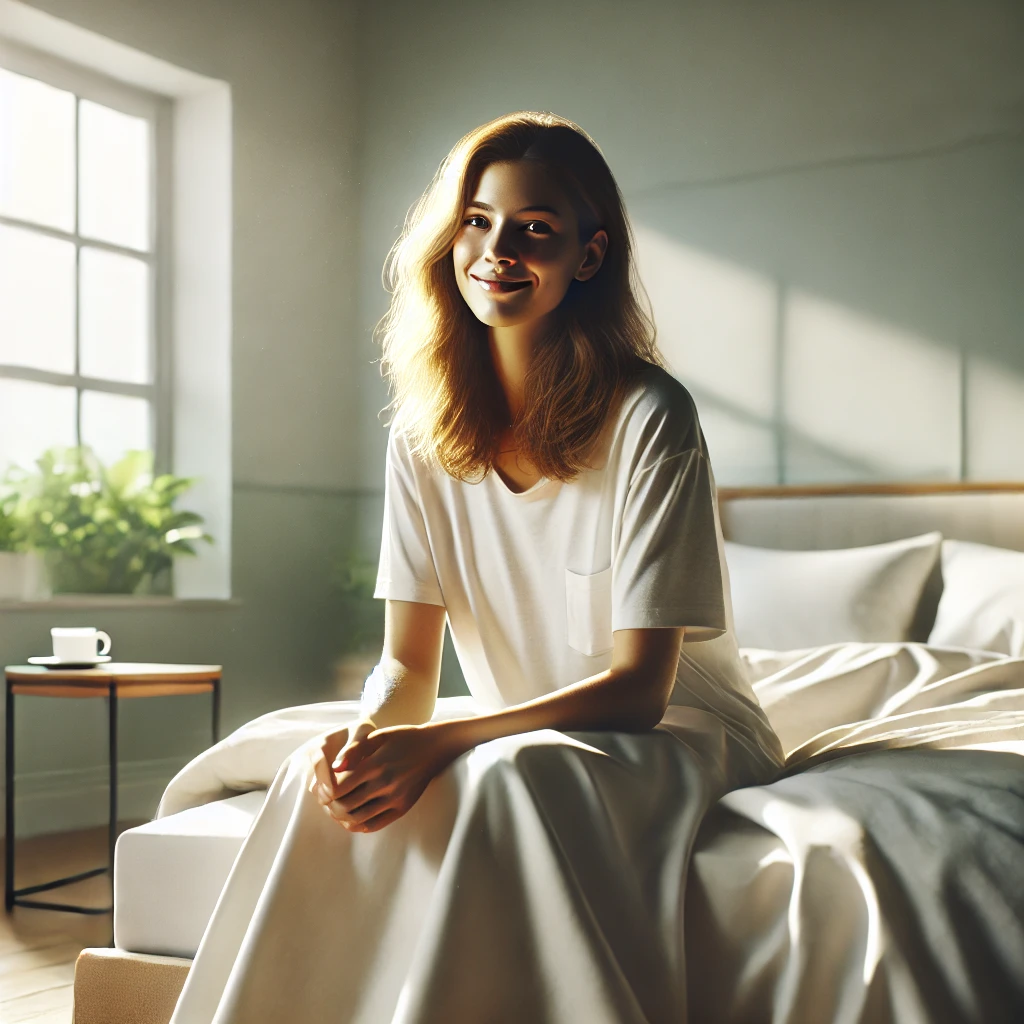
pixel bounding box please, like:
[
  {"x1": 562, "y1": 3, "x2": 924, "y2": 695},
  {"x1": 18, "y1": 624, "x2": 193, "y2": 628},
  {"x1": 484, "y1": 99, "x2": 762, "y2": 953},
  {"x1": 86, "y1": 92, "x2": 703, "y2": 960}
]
[{"x1": 96, "y1": 631, "x2": 112, "y2": 656}]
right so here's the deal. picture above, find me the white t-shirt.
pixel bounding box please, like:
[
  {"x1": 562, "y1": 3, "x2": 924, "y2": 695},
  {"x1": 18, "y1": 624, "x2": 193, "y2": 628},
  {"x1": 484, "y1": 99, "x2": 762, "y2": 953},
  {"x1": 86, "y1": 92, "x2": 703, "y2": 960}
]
[{"x1": 374, "y1": 364, "x2": 783, "y2": 769}]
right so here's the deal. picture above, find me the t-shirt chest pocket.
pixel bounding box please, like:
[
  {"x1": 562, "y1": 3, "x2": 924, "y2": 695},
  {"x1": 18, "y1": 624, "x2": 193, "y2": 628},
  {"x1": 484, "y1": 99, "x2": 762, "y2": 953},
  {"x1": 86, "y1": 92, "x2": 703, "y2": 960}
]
[{"x1": 565, "y1": 567, "x2": 614, "y2": 657}]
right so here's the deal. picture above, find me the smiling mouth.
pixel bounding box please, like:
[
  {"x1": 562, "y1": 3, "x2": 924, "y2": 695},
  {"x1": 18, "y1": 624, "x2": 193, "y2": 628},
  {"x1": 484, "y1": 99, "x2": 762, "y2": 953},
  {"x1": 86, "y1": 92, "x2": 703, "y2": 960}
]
[{"x1": 471, "y1": 274, "x2": 532, "y2": 294}]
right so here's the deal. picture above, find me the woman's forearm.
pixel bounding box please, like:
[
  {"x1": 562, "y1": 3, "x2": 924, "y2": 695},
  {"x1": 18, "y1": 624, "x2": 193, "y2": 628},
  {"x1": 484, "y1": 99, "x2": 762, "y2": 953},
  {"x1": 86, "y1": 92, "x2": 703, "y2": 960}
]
[
  {"x1": 431, "y1": 667, "x2": 667, "y2": 762},
  {"x1": 360, "y1": 658, "x2": 439, "y2": 728}
]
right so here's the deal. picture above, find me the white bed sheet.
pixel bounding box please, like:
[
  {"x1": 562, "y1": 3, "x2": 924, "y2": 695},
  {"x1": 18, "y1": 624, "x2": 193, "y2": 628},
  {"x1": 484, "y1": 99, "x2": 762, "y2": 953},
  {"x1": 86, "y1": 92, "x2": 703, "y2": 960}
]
[
  {"x1": 114, "y1": 789, "x2": 267, "y2": 958},
  {"x1": 120, "y1": 644, "x2": 1024, "y2": 1021}
]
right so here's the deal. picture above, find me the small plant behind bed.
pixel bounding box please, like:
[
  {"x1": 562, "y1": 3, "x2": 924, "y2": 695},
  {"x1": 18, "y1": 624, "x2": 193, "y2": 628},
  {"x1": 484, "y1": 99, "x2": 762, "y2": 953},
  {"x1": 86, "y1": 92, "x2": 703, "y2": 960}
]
[
  {"x1": 19, "y1": 446, "x2": 212, "y2": 595},
  {"x1": 329, "y1": 544, "x2": 386, "y2": 698}
]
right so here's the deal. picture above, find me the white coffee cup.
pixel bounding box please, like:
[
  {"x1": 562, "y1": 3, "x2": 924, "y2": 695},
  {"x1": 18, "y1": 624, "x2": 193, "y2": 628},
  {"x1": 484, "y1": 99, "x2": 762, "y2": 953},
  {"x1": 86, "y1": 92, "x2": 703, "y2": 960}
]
[{"x1": 51, "y1": 627, "x2": 112, "y2": 662}]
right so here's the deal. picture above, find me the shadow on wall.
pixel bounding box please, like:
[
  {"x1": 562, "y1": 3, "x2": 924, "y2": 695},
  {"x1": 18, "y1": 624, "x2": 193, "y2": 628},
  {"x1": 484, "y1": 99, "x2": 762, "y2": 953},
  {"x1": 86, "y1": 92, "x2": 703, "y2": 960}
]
[{"x1": 631, "y1": 135, "x2": 1024, "y2": 486}]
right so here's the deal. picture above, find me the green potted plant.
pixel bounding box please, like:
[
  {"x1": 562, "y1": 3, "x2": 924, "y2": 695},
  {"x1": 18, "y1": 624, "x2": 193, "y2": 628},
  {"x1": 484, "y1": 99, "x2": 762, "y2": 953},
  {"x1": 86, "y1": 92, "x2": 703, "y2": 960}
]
[
  {"x1": 0, "y1": 475, "x2": 24, "y2": 599},
  {"x1": 20, "y1": 446, "x2": 212, "y2": 595},
  {"x1": 329, "y1": 545, "x2": 385, "y2": 698},
  {"x1": 0, "y1": 477, "x2": 21, "y2": 554},
  {"x1": 0, "y1": 470, "x2": 48, "y2": 601}
]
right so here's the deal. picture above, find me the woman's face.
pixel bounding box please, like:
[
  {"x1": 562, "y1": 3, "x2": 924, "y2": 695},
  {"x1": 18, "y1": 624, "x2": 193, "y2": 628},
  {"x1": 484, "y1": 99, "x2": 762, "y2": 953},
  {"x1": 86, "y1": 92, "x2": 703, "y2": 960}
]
[{"x1": 452, "y1": 159, "x2": 607, "y2": 329}]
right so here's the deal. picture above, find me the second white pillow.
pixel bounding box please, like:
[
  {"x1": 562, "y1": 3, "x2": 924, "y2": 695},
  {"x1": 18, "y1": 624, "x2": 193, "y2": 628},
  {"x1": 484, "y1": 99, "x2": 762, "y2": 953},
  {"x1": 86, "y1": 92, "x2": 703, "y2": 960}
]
[
  {"x1": 725, "y1": 532, "x2": 942, "y2": 650},
  {"x1": 929, "y1": 540, "x2": 1024, "y2": 656}
]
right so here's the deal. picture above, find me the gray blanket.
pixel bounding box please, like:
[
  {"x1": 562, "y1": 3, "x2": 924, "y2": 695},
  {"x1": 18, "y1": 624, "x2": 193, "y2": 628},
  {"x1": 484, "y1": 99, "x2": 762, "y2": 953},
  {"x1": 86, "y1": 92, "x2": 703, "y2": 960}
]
[{"x1": 688, "y1": 748, "x2": 1024, "y2": 1023}]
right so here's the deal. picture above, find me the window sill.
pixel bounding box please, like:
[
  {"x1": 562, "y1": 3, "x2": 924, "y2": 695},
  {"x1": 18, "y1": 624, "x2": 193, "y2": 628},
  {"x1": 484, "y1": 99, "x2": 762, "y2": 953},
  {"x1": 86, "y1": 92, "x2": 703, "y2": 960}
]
[{"x1": 0, "y1": 596, "x2": 241, "y2": 611}]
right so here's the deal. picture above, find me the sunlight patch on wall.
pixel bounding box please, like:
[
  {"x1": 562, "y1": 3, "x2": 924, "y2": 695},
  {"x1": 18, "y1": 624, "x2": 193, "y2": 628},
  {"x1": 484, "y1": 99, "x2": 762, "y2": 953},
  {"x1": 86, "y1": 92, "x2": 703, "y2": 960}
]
[
  {"x1": 784, "y1": 292, "x2": 961, "y2": 482},
  {"x1": 633, "y1": 223, "x2": 779, "y2": 485},
  {"x1": 965, "y1": 357, "x2": 1024, "y2": 480}
]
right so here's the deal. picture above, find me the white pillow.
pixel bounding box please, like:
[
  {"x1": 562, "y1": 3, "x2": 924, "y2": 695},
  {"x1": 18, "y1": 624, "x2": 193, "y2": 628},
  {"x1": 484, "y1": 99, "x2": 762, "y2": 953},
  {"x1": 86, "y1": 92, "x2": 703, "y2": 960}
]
[
  {"x1": 928, "y1": 540, "x2": 1024, "y2": 656},
  {"x1": 725, "y1": 532, "x2": 942, "y2": 650}
]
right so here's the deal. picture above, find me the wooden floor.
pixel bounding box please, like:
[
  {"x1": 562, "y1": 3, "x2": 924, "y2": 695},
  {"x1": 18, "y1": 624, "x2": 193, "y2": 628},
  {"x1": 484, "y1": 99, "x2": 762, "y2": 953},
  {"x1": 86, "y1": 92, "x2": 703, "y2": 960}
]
[{"x1": 0, "y1": 821, "x2": 143, "y2": 1023}]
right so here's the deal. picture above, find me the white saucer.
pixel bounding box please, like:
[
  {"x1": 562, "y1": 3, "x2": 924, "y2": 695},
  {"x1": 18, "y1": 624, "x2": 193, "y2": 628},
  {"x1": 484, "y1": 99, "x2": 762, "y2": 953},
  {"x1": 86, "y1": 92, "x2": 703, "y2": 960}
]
[{"x1": 27, "y1": 655, "x2": 113, "y2": 669}]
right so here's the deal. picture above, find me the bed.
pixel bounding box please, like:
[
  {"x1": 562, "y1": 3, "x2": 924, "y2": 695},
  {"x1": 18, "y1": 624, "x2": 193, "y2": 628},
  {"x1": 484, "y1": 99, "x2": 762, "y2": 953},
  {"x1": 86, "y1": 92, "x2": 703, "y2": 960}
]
[{"x1": 74, "y1": 483, "x2": 1024, "y2": 1024}]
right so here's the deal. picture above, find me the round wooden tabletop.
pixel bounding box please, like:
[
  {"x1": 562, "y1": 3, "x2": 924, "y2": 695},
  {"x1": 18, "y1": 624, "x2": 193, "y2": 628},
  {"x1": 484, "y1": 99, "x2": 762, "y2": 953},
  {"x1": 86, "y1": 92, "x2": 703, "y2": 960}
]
[{"x1": 4, "y1": 663, "x2": 222, "y2": 699}]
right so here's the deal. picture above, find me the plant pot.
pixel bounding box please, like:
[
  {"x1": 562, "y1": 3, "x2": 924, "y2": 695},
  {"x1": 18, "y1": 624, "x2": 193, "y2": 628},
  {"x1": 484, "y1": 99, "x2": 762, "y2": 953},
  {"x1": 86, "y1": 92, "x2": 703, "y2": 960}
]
[
  {"x1": 40, "y1": 553, "x2": 175, "y2": 596},
  {"x1": 0, "y1": 552, "x2": 51, "y2": 601},
  {"x1": 43, "y1": 553, "x2": 143, "y2": 595},
  {"x1": 332, "y1": 651, "x2": 380, "y2": 701}
]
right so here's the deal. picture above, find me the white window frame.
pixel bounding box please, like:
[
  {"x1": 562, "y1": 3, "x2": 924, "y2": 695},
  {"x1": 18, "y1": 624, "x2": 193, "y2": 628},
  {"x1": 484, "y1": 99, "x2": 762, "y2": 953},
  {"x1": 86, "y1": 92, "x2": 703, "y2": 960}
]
[
  {"x1": 0, "y1": 37, "x2": 174, "y2": 474},
  {"x1": 0, "y1": 0, "x2": 233, "y2": 601}
]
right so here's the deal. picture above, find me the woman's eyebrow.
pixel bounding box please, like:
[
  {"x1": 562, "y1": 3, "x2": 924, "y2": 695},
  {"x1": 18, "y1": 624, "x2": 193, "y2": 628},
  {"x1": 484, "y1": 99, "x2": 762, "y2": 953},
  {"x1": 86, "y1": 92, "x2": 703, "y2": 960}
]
[
  {"x1": 518, "y1": 205, "x2": 562, "y2": 217},
  {"x1": 466, "y1": 201, "x2": 563, "y2": 217}
]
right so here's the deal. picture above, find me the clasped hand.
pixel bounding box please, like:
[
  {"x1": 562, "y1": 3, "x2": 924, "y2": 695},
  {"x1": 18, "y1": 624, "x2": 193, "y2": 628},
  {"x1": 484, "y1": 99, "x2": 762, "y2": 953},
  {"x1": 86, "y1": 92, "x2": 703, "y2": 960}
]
[{"x1": 307, "y1": 720, "x2": 456, "y2": 834}]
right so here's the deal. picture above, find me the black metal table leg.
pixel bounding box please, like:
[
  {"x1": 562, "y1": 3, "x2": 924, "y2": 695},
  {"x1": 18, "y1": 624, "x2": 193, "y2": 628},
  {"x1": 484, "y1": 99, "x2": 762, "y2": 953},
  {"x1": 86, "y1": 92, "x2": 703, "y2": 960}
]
[
  {"x1": 107, "y1": 683, "x2": 118, "y2": 945},
  {"x1": 212, "y1": 675, "x2": 221, "y2": 744},
  {"x1": 108, "y1": 684, "x2": 118, "y2": 882},
  {"x1": 5, "y1": 678, "x2": 13, "y2": 912},
  {"x1": 3, "y1": 668, "x2": 217, "y2": 918}
]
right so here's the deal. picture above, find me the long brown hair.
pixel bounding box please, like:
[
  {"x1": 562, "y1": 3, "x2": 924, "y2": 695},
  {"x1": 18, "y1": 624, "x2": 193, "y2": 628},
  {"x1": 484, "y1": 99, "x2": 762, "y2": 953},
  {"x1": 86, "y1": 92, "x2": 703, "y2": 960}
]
[{"x1": 378, "y1": 111, "x2": 662, "y2": 481}]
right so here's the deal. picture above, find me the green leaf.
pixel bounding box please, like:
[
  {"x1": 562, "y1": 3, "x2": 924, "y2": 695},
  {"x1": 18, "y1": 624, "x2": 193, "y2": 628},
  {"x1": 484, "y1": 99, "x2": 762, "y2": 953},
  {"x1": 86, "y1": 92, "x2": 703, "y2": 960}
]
[
  {"x1": 105, "y1": 450, "x2": 154, "y2": 499},
  {"x1": 6, "y1": 445, "x2": 212, "y2": 592}
]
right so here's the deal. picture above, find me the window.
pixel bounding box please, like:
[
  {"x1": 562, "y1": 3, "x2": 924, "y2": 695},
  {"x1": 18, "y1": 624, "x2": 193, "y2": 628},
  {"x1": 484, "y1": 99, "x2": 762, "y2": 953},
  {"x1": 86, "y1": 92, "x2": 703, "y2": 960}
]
[
  {"x1": 0, "y1": 12, "x2": 232, "y2": 601},
  {"x1": 0, "y1": 41, "x2": 171, "y2": 475}
]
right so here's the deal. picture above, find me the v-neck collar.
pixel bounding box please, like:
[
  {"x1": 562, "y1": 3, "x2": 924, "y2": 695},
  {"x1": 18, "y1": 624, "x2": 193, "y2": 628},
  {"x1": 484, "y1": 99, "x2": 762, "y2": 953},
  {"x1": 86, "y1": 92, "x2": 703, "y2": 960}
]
[{"x1": 491, "y1": 468, "x2": 559, "y2": 502}]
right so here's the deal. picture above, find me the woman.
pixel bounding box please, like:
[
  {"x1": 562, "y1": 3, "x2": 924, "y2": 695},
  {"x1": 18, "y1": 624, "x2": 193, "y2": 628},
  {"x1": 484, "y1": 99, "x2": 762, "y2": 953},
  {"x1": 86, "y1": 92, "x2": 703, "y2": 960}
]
[{"x1": 169, "y1": 111, "x2": 783, "y2": 1024}]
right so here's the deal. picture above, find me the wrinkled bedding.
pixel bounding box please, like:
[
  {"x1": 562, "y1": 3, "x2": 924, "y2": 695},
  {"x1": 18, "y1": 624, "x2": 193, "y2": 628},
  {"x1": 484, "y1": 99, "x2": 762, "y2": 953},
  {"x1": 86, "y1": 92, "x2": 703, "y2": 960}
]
[
  {"x1": 745, "y1": 642, "x2": 1024, "y2": 765},
  {"x1": 683, "y1": 643, "x2": 1024, "y2": 1023},
  {"x1": 155, "y1": 644, "x2": 1024, "y2": 1022},
  {"x1": 687, "y1": 747, "x2": 1024, "y2": 1023}
]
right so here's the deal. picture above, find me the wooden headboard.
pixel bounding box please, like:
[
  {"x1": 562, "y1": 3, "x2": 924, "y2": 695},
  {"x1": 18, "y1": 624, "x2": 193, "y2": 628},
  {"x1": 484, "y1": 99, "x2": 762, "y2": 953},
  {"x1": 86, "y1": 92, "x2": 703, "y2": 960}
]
[
  {"x1": 716, "y1": 481, "x2": 1024, "y2": 642},
  {"x1": 717, "y1": 481, "x2": 1024, "y2": 553}
]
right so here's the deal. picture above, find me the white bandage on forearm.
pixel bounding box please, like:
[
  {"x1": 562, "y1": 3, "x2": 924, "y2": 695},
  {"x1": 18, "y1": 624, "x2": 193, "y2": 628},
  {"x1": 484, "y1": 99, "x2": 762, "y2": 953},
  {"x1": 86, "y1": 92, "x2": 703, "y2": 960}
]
[{"x1": 360, "y1": 662, "x2": 398, "y2": 719}]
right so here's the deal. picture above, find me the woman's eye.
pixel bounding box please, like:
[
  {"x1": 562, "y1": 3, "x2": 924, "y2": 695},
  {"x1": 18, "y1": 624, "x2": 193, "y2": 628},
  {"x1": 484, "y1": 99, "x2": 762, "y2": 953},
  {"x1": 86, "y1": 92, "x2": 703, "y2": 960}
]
[
  {"x1": 464, "y1": 215, "x2": 489, "y2": 229},
  {"x1": 524, "y1": 221, "x2": 552, "y2": 235}
]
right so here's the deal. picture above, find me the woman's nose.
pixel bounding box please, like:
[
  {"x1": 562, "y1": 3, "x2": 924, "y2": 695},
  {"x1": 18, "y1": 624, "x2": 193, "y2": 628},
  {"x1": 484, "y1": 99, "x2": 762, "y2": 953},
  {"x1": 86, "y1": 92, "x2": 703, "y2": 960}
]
[
  {"x1": 485, "y1": 227, "x2": 518, "y2": 268},
  {"x1": 485, "y1": 252, "x2": 519, "y2": 277}
]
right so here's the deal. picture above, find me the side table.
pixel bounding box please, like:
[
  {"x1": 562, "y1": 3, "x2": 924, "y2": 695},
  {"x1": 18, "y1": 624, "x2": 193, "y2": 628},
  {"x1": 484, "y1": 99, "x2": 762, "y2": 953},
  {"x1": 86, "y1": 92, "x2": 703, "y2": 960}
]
[{"x1": 4, "y1": 663, "x2": 221, "y2": 916}]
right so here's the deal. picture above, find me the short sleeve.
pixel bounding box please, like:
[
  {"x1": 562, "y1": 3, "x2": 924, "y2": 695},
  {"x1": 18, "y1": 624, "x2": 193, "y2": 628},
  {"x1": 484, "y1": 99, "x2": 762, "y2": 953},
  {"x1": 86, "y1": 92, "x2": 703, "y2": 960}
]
[
  {"x1": 373, "y1": 428, "x2": 445, "y2": 607},
  {"x1": 611, "y1": 447, "x2": 726, "y2": 641}
]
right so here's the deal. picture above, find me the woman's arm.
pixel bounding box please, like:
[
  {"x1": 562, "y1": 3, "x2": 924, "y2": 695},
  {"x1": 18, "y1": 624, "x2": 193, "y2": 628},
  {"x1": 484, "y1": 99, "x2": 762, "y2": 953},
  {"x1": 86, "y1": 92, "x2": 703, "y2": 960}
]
[
  {"x1": 319, "y1": 626, "x2": 685, "y2": 833},
  {"x1": 361, "y1": 599, "x2": 447, "y2": 727},
  {"x1": 307, "y1": 599, "x2": 444, "y2": 810},
  {"x1": 435, "y1": 625, "x2": 684, "y2": 754}
]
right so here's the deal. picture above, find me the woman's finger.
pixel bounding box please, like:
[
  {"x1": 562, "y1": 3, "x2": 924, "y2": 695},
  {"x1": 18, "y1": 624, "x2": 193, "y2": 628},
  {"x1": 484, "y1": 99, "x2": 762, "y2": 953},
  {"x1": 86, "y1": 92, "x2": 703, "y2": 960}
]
[
  {"x1": 308, "y1": 728, "x2": 349, "y2": 800},
  {"x1": 333, "y1": 771, "x2": 391, "y2": 814},
  {"x1": 334, "y1": 745, "x2": 391, "y2": 800},
  {"x1": 331, "y1": 720, "x2": 376, "y2": 770},
  {"x1": 332, "y1": 719, "x2": 377, "y2": 772},
  {"x1": 326, "y1": 808, "x2": 363, "y2": 832},
  {"x1": 324, "y1": 798, "x2": 402, "y2": 833},
  {"x1": 325, "y1": 803, "x2": 370, "y2": 832},
  {"x1": 334, "y1": 766, "x2": 380, "y2": 803},
  {"x1": 340, "y1": 796, "x2": 391, "y2": 824},
  {"x1": 359, "y1": 806, "x2": 404, "y2": 833},
  {"x1": 321, "y1": 775, "x2": 380, "y2": 819}
]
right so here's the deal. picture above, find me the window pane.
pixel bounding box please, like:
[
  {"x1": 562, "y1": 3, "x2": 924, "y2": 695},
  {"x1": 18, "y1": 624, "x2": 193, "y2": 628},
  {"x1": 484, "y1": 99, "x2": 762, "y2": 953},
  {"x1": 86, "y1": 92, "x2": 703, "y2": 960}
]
[
  {"x1": 0, "y1": 224, "x2": 76, "y2": 372},
  {"x1": 80, "y1": 391, "x2": 151, "y2": 467},
  {"x1": 0, "y1": 68, "x2": 75, "y2": 232},
  {"x1": 79, "y1": 247, "x2": 150, "y2": 383},
  {"x1": 0, "y1": 379, "x2": 76, "y2": 472},
  {"x1": 78, "y1": 99, "x2": 150, "y2": 251}
]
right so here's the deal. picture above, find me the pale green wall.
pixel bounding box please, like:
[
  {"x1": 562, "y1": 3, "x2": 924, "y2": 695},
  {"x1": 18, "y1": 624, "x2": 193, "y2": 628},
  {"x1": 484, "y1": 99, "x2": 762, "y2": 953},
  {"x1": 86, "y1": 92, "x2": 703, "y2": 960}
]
[
  {"x1": 3, "y1": 0, "x2": 1023, "y2": 836},
  {"x1": 2, "y1": 0, "x2": 371, "y2": 837},
  {"x1": 352, "y1": 0, "x2": 1024, "y2": 487}
]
